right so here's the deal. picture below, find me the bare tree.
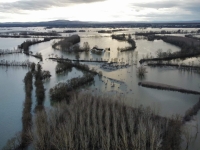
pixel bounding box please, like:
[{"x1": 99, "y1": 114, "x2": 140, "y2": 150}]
[
  {"x1": 83, "y1": 42, "x2": 90, "y2": 51},
  {"x1": 156, "y1": 49, "x2": 163, "y2": 58}
]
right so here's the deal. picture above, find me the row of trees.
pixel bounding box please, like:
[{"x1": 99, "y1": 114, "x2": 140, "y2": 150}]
[
  {"x1": 136, "y1": 29, "x2": 200, "y2": 37},
  {"x1": 98, "y1": 29, "x2": 127, "y2": 33},
  {"x1": 140, "y1": 38, "x2": 200, "y2": 64},
  {"x1": 18, "y1": 38, "x2": 53, "y2": 52},
  {"x1": 50, "y1": 74, "x2": 95, "y2": 103},
  {"x1": 155, "y1": 48, "x2": 198, "y2": 63},
  {"x1": 2, "y1": 64, "x2": 50, "y2": 149},
  {"x1": 127, "y1": 34, "x2": 136, "y2": 49},
  {"x1": 52, "y1": 35, "x2": 80, "y2": 51},
  {"x1": 34, "y1": 52, "x2": 43, "y2": 60},
  {"x1": 19, "y1": 71, "x2": 33, "y2": 149},
  {"x1": 72, "y1": 42, "x2": 90, "y2": 52},
  {"x1": 156, "y1": 49, "x2": 172, "y2": 58},
  {"x1": 0, "y1": 60, "x2": 33, "y2": 68},
  {"x1": 34, "y1": 64, "x2": 46, "y2": 112},
  {"x1": 0, "y1": 49, "x2": 22, "y2": 56},
  {"x1": 33, "y1": 63, "x2": 51, "y2": 80},
  {"x1": 111, "y1": 34, "x2": 126, "y2": 41},
  {"x1": 19, "y1": 31, "x2": 61, "y2": 36},
  {"x1": 30, "y1": 92, "x2": 182, "y2": 150},
  {"x1": 56, "y1": 62, "x2": 73, "y2": 74},
  {"x1": 183, "y1": 98, "x2": 200, "y2": 122},
  {"x1": 56, "y1": 60, "x2": 98, "y2": 75},
  {"x1": 63, "y1": 30, "x2": 77, "y2": 33},
  {"x1": 112, "y1": 34, "x2": 136, "y2": 52}
]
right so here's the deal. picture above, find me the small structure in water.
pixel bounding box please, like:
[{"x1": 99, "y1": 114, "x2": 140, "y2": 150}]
[{"x1": 91, "y1": 47, "x2": 105, "y2": 52}]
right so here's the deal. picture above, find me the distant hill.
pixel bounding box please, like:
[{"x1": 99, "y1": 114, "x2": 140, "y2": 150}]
[
  {"x1": 40, "y1": 20, "x2": 88, "y2": 24},
  {"x1": 0, "y1": 20, "x2": 200, "y2": 28},
  {"x1": 0, "y1": 20, "x2": 89, "y2": 27}
]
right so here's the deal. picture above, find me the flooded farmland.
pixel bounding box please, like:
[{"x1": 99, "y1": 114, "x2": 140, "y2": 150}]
[{"x1": 0, "y1": 27, "x2": 200, "y2": 149}]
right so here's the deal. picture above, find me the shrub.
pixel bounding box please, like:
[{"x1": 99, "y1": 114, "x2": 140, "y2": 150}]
[{"x1": 137, "y1": 66, "x2": 147, "y2": 78}]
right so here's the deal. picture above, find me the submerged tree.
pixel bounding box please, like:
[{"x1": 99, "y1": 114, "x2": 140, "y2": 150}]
[
  {"x1": 75, "y1": 53, "x2": 80, "y2": 61},
  {"x1": 31, "y1": 63, "x2": 36, "y2": 72},
  {"x1": 83, "y1": 42, "x2": 90, "y2": 51},
  {"x1": 137, "y1": 65, "x2": 148, "y2": 79}
]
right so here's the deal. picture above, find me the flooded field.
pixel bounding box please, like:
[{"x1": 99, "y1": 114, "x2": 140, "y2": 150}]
[{"x1": 0, "y1": 27, "x2": 200, "y2": 149}]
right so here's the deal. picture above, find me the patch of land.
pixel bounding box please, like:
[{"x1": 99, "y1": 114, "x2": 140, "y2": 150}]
[{"x1": 139, "y1": 81, "x2": 200, "y2": 95}]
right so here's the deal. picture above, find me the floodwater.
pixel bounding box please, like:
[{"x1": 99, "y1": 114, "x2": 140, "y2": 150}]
[{"x1": 0, "y1": 27, "x2": 200, "y2": 149}]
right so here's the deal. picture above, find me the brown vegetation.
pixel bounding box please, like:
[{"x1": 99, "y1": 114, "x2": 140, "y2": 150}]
[
  {"x1": 63, "y1": 30, "x2": 77, "y2": 33},
  {"x1": 147, "y1": 63, "x2": 200, "y2": 73},
  {"x1": 183, "y1": 98, "x2": 200, "y2": 122},
  {"x1": 135, "y1": 29, "x2": 197, "y2": 36},
  {"x1": 34, "y1": 64, "x2": 46, "y2": 112},
  {"x1": 33, "y1": 52, "x2": 43, "y2": 61},
  {"x1": 112, "y1": 34, "x2": 136, "y2": 52},
  {"x1": 0, "y1": 49, "x2": 22, "y2": 56},
  {"x1": 35, "y1": 64, "x2": 51, "y2": 80},
  {"x1": 98, "y1": 29, "x2": 127, "y2": 33},
  {"x1": 56, "y1": 62, "x2": 73, "y2": 74},
  {"x1": 112, "y1": 34, "x2": 126, "y2": 41},
  {"x1": 0, "y1": 60, "x2": 34, "y2": 68},
  {"x1": 20, "y1": 71, "x2": 33, "y2": 149},
  {"x1": 50, "y1": 74, "x2": 95, "y2": 103},
  {"x1": 140, "y1": 35, "x2": 200, "y2": 63},
  {"x1": 155, "y1": 36, "x2": 200, "y2": 47},
  {"x1": 138, "y1": 81, "x2": 200, "y2": 95},
  {"x1": 31, "y1": 62, "x2": 36, "y2": 72},
  {"x1": 18, "y1": 38, "x2": 53, "y2": 52},
  {"x1": 52, "y1": 35, "x2": 80, "y2": 51},
  {"x1": 56, "y1": 60, "x2": 98, "y2": 75},
  {"x1": 79, "y1": 30, "x2": 86, "y2": 32},
  {"x1": 19, "y1": 31, "x2": 61, "y2": 36},
  {"x1": 137, "y1": 66, "x2": 147, "y2": 78},
  {"x1": 30, "y1": 92, "x2": 182, "y2": 150},
  {"x1": 49, "y1": 57, "x2": 108, "y2": 63}
]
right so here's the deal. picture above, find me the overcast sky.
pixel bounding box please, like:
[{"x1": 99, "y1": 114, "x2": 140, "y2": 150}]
[{"x1": 0, "y1": 0, "x2": 199, "y2": 22}]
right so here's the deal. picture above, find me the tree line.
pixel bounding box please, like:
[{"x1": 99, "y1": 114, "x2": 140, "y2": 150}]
[
  {"x1": 112, "y1": 34, "x2": 136, "y2": 52},
  {"x1": 30, "y1": 92, "x2": 182, "y2": 150}
]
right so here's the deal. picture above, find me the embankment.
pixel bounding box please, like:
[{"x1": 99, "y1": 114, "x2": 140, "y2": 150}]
[{"x1": 138, "y1": 81, "x2": 200, "y2": 95}]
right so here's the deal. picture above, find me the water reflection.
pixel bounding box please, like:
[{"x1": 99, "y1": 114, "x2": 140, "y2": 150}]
[{"x1": 0, "y1": 27, "x2": 200, "y2": 149}]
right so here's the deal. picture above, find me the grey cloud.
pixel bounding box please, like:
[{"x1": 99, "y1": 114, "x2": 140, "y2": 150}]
[
  {"x1": 133, "y1": 0, "x2": 200, "y2": 11},
  {"x1": 0, "y1": 0, "x2": 105, "y2": 12},
  {"x1": 134, "y1": 12, "x2": 200, "y2": 21},
  {"x1": 133, "y1": 1, "x2": 177, "y2": 9},
  {"x1": 132, "y1": 0, "x2": 200, "y2": 20}
]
